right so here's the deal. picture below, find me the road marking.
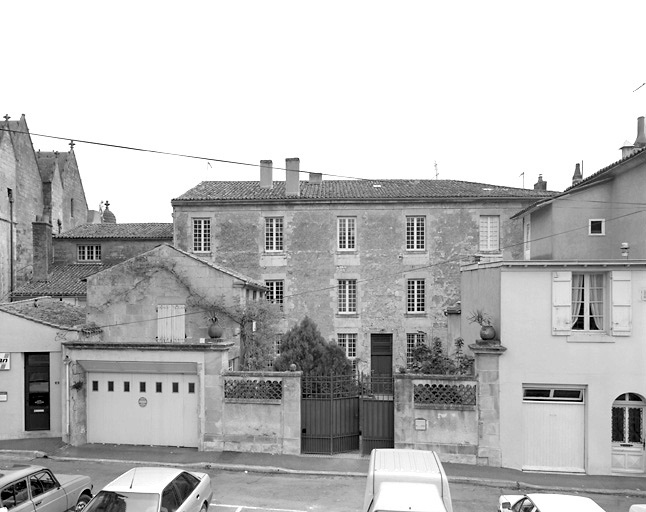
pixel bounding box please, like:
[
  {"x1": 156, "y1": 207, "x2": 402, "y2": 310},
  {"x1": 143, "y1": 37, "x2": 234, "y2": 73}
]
[{"x1": 213, "y1": 504, "x2": 307, "y2": 512}]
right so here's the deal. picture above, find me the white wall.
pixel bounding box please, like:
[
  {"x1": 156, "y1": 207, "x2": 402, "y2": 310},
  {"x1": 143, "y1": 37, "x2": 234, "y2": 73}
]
[{"x1": 498, "y1": 268, "x2": 646, "y2": 475}]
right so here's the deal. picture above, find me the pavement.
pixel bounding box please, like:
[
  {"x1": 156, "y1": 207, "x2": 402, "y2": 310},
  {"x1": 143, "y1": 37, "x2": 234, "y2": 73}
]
[{"x1": 0, "y1": 438, "x2": 645, "y2": 498}]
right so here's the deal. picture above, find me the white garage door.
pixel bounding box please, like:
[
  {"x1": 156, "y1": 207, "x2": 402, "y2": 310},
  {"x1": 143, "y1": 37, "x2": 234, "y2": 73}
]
[
  {"x1": 522, "y1": 387, "x2": 585, "y2": 473},
  {"x1": 87, "y1": 371, "x2": 198, "y2": 447}
]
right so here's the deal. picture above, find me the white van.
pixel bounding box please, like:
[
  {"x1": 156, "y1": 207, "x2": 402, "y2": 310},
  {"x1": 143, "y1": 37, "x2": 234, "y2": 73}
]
[{"x1": 362, "y1": 448, "x2": 453, "y2": 512}]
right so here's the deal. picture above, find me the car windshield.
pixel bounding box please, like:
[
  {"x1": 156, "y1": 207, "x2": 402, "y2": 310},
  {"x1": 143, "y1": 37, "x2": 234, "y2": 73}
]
[{"x1": 85, "y1": 491, "x2": 159, "y2": 512}]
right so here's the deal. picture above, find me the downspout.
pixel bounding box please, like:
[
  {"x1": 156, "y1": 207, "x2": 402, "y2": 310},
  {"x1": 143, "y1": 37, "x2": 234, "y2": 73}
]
[
  {"x1": 63, "y1": 355, "x2": 72, "y2": 440},
  {"x1": 8, "y1": 188, "x2": 14, "y2": 294}
]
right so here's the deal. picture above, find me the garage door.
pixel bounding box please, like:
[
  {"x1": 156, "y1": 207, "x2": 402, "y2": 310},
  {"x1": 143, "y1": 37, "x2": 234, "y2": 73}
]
[
  {"x1": 522, "y1": 387, "x2": 585, "y2": 473},
  {"x1": 87, "y1": 372, "x2": 198, "y2": 447}
]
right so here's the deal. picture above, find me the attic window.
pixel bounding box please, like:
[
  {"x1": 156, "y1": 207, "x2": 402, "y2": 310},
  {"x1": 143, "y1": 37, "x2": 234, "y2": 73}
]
[{"x1": 589, "y1": 219, "x2": 605, "y2": 236}]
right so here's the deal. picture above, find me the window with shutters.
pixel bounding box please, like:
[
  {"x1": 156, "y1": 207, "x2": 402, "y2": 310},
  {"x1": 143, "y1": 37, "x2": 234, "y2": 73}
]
[
  {"x1": 479, "y1": 215, "x2": 500, "y2": 252},
  {"x1": 193, "y1": 218, "x2": 211, "y2": 252},
  {"x1": 157, "y1": 304, "x2": 186, "y2": 342},
  {"x1": 552, "y1": 270, "x2": 631, "y2": 337},
  {"x1": 406, "y1": 216, "x2": 425, "y2": 251}
]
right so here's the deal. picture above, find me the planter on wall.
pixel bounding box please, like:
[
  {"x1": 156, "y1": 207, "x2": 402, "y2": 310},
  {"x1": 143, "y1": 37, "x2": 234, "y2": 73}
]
[
  {"x1": 208, "y1": 322, "x2": 223, "y2": 339},
  {"x1": 479, "y1": 325, "x2": 496, "y2": 341}
]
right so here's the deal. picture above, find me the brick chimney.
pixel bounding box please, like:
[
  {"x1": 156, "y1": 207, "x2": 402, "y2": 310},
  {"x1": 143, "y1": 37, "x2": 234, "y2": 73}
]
[
  {"x1": 285, "y1": 158, "x2": 300, "y2": 196},
  {"x1": 32, "y1": 215, "x2": 52, "y2": 282},
  {"x1": 533, "y1": 174, "x2": 547, "y2": 190},
  {"x1": 572, "y1": 163, "x2": 583, "y2": 187},
  {"x1": 634, "y1": 116, "x2": 646, "y2": 148},
  {"x1": 309, "y1": 172, "x2": 322, "y2": 184},
  {"x1": 260, "y1": 160, "x2": 273, "y2": 189}
]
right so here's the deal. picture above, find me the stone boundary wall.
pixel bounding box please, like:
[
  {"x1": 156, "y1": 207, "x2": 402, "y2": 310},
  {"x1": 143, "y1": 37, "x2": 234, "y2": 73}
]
[{"x1": 220, "y1": 371, "x2": 301, "y2": 454}]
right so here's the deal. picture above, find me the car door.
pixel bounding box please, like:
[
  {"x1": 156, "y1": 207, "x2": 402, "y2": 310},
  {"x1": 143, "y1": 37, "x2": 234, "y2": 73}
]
[
  {"x1": 0, "y1": 478, "x2": 36, "y2": 512},
  {"x1": 28, "y1": 470, "x2": 67, "y2": 512},
  {"x1": 171, "y1": 473, "x2": 201, "y2": 512}
]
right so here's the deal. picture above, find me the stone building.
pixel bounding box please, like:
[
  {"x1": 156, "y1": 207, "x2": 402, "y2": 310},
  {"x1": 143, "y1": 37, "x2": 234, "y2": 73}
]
[
  {"x1": 171, "y1": 159, "x2": 555, "y2": 375},
  {"x1": 0, "y1": 115, "x2": 90, "y2": 301}
]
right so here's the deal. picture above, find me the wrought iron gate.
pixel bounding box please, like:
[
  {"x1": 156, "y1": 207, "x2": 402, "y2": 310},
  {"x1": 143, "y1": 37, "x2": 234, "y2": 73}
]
[{"x1": 301, "y1": 374, "x2": 394, "y2": 455}]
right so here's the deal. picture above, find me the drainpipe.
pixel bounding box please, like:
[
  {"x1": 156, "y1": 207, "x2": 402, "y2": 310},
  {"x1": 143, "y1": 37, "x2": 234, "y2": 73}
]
[
  {"x1": 8, "y1": 188, "x2": 14, "y2": 294},
  {"x1": 63, "y1": 355, "x2": 72, "y2": 440}
]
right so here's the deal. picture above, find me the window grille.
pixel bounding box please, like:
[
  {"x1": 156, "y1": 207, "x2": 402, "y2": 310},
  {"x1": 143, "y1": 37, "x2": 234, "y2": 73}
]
[
  {"x1": 407, "y1": 279, "x2": 425, "y2": 313},
  {"x1": 193, "y1": 218, "x2": 211, "y2": 252},
  {"x1": 406, "y1": 216, "x2": 425, "y2": 250},
  {"x1": 414, "y1": 383, "x2": 476, "y2": 406},
  {"x1": 265, "y1": 217, "x2": 284, "y2": 252},
  {"x1": 338, "y1": 279, "x2": 357, "y2": 313}
]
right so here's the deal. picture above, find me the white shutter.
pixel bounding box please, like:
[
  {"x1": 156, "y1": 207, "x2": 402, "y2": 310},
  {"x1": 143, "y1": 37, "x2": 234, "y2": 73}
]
[
  {"x1": 171, "y1": 304, "x2": 186, "y2": 341},
  {"x1": 157, "y1": 305, "x2": 172, "y2": 343},
  {"x1": 157, "y1": 305, "x2": 186, "y2": 342},
  {"x1": 552, "y1": 271, "x2": 572, "y2": 335},
  {"x1": 611, "y1": 271, "x2": 631, "y2": 336}
]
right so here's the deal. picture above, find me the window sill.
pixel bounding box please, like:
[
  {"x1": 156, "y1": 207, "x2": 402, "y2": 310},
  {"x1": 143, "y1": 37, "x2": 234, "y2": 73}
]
[
  {"x1": 336, "y1": 313, "x2": 359, "y2": 318},
  {"x1": 263, "y1": 252, "x2": 285, "y2": 256},
  {"x1": 405, "y1": 312, "x2": 427, "y2": 317},
  {"x1": 564, "y1": 331, "x2": 615, "y2": 343}
]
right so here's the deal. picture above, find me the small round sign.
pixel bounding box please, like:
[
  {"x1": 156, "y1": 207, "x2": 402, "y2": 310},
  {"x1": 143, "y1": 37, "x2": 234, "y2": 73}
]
[{"x1": 138, "y1": 397, "x2": 148, "y2": 408}]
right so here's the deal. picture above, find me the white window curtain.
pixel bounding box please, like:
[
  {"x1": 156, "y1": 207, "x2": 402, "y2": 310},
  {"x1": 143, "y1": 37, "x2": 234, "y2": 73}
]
[
  {"x1": 571, "y1": 274, "x2": 584, "y2": 328},
  {"x1": 588, "y1": 274, "x2": 604, "y2": 330}
]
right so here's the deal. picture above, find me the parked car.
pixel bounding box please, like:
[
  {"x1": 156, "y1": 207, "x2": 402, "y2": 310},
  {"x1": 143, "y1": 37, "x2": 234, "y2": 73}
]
[
  {"x1": 0, "y1": 464, "x2": 93, "y2": 512},
  {"x1": 362, "y1": 448, "x2": 453, "y2": 512},
  {"x1": 499, "y1": 493, "x2": 606, "y2": 512},
  {"x1": 83, "y1": 467, "x2": 212, "y2": 512},
  {"x1": 629, "y1": 506, "x2": 646, "y2": 512}
]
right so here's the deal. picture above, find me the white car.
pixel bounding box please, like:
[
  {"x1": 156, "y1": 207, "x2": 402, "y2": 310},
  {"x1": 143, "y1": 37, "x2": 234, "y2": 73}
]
[
  {"x1": 83, "y1": 467, "x2": 212, "y2": 512},
  {"x1": 499, "y1": 493, "x2": 606, "y2": 512}
]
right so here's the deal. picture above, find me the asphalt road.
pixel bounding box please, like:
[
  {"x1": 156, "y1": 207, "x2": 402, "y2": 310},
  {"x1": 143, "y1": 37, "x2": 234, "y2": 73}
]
[{"x1": 1, "y1": 455, "x2": 644, "y2": 512}]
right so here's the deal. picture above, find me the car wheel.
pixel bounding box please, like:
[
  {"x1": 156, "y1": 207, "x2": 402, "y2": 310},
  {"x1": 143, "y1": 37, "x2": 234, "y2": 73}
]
[{"x1": 75, "y1": 494, "x2": 91, "y2": 512}]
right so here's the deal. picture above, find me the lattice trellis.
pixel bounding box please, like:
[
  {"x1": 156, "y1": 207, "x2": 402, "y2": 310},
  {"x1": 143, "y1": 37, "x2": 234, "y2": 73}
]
[
  {"x1": 414, "y1": 383, "x2": 476, "y2": 406},
  {"x1": 224, "y1": 378, "x2": 282, "y2": 400}
]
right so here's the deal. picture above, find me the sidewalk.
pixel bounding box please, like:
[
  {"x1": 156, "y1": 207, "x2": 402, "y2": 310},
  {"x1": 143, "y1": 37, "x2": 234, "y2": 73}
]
[{"x1": 1, "y1": 438, "x2": 645, "y2": 497}]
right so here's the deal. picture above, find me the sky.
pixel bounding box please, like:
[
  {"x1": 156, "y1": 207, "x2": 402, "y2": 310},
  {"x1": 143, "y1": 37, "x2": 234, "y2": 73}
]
[{"x1": 4, "y1": 1, "x2": 646, "y2": 223}]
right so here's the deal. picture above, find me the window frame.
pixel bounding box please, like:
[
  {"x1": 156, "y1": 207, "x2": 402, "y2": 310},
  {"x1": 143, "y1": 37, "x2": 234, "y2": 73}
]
[
  {"x1": 571, "y1": 272, "x2": 605, "y2": 332},
  {"x1": 192, "y1": 218, "x2": 211, "y2": 253},
  {"x1": 406, "y1": 279, "x2": 426, "y2": 314},
  {"x1": 337, "y1": 279, "x2": 357, "y2": 314},
  {"x1": 337, "y1": 333, "x2": 358, "y2": 373},
  {"x1": 265, "y1": 217, "x2": 284, "y2": 253},
  {"x1": 406, "y1": 216, "x2": 426, "y2": 251},
  {"x1": 265, "y1": 280, "x2": 284, "y2": 310},
  {"x1": 337, "y1": 217, "x2": 357, "y2": 251},
  {"x1": 479, "y1": 215, "x2": 500, "y2": 252},
  {"x1": 589, "y1": 219, "x2": 606, "y2": 236},
  {"x1": 77, "y1": 244, "x2": 102, "y2": 262}
]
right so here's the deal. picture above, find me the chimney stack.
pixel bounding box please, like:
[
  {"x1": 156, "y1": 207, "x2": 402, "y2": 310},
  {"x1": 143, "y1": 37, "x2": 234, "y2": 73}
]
[
  {"x1": 260, "y1": 160, "x2": 273, "y2": 189},
  {"x1": 635, "y1": 116, "x2": 646, "y2": 148},
  {"x1": 620, "y1": 140, "x2": 635, "y2": 159},
  {"x1": 572, "y1": 163, "x2": 583, "y2": 187},
  {"x1": 309, "y1": 172, "x2": 322, "y2": 184},
  {"x1": 533, "y1": 174, "x2": 547, "y2": 190},
  {"x1": 285, "y1": 158, "x2": 300, "y2": 196},
  {"x1": 32, "y1": 215, "x2": 52, "y2": 282}
]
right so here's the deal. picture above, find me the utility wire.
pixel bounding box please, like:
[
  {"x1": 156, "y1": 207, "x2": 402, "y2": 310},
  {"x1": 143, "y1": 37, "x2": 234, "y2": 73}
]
[{"x1": 45, "y1": 206, "x2": 646, "y2": 332}]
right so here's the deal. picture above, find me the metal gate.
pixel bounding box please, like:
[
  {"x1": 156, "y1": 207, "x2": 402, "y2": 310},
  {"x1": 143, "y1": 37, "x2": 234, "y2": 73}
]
[{"x1": 301, "y1": 374, "x2": 393, "y2": 455}]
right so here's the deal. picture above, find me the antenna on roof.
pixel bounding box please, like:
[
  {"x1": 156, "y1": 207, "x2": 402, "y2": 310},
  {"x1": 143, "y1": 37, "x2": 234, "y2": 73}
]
[
  {"x1": 434, "y1": 161, "x2": 439, "y2": 179},
  {"x1": 519, "y1": 172, "x2": 525, "y2": 188}
]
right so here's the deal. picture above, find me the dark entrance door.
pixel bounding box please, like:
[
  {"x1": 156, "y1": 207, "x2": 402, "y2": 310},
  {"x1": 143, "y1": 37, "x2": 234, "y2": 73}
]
[
  {"x1": 370, "y1": 334, "x2": 393, "y2": 376},
  {"x1": 25, "y1": 353, "x2": 50, "y2": 431}
]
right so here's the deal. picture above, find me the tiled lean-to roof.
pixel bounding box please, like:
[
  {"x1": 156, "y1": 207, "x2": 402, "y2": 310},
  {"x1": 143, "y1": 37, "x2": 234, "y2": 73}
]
[
  {"x1": 10, "y1": 264, "x2": 106, "y2": 298},
  {"x1": 173, "y1": 179, "x2": 555, "y2": 203},
  {"x1": 0, "y1": 300, "x2": 86, "y2": 329},
  {"x1": 56, "y1": 223, "x2": 173, "y2": 239}
]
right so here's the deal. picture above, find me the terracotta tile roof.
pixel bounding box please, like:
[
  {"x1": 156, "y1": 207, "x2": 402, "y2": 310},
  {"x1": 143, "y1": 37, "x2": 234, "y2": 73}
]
[
  {"x1": 0, "y1": 300, "x2": 85, "y2": 329},
  {"x1": 512, "y1": 147, "x2": 646, "y2": 218},
  {"x1": 55, "y1": 223, "x2": 173, "y2": 239},
  {"x1": 11, "y1": 264, "x2": 106, "y2": 298},
  {"x1": 173, "y1": 179, "x2": 556, "y2": 203}
]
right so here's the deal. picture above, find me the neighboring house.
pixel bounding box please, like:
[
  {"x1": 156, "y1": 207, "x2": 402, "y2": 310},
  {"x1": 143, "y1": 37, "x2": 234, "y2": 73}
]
[
  {"x1": 461, "y1": 116, "x2": 646, "y2": 476},
  {"x1": 63, "y1": 243, "x2": 267, "y2": 449},
  {"x1": 0, "y1": 115, "x2": 92, "y2": 301},
  {"x1": 171, "y1": 159, "x2": 554, "y2": 375},
  {"x1": 10, "y1": 218, "x2": 173, "y2": 305},
  {"x1": 0, "y1": 299, "x2": 86, "y2": 440}
]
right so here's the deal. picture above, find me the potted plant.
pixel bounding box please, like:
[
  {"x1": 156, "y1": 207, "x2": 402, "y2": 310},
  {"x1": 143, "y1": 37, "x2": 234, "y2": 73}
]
[
  {"x1": 206, "y1": 311, "x2": 223, "y2": 339},
  {"x1": 467, "y1": 309, "x2": 496, "y2": 340}
]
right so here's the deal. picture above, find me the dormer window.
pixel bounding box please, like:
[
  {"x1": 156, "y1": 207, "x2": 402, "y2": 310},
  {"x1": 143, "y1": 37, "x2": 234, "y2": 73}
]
[{"x1": 78, "y1": 245, "x2": 101, "y2": 262}]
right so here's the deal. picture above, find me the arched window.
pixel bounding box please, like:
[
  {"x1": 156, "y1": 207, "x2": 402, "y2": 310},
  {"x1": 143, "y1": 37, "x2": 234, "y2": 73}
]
[{"x1": 612, "y1": 393, "x2": 645, "y2": 444}]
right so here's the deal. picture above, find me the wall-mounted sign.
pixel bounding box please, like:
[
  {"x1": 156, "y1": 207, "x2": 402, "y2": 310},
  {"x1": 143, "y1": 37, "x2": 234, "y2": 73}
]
[
  {"x1": 138, "y1": 397, "x2": 148, "y2": 408},
  {"x1": 0, "y1": 392, "x2": 7, "y2": 402},
  {"x1": 414, "y1": 418, "x2": 427, "y2": 431},
  {"x1": 0, "y1": 353, "x2": 10, "y2": 370}
]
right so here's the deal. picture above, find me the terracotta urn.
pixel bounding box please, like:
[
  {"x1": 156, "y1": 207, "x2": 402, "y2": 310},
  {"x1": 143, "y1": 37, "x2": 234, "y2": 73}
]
[
  {"x1": 208, "y1": 322, "x2": 223, "y2": 339},
  {"x1": 480, "y1": 325, "x2": 496, "y2": 340}
]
